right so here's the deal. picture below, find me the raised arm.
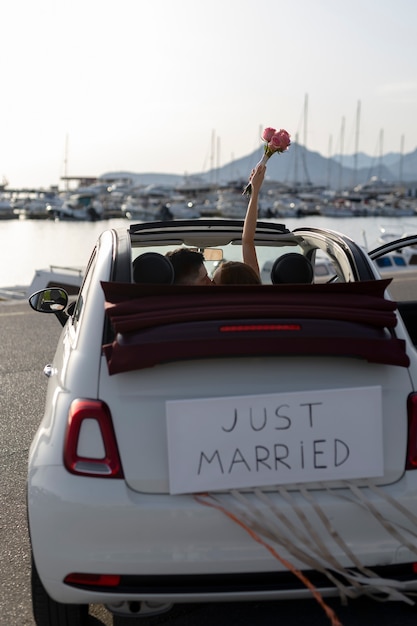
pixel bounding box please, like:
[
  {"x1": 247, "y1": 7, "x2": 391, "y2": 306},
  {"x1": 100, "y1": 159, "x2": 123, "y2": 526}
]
[{"x1": 242, "y1": 163, "x2": 266, "y2": 277}]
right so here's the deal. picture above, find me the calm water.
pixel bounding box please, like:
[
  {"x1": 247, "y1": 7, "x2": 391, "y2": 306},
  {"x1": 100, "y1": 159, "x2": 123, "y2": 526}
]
[{"x1": 2, "y1": 214, "x2": 417, "y2": 288}]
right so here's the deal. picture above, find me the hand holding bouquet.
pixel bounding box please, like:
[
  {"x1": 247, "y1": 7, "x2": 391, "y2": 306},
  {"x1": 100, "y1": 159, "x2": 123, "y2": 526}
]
[{"x1": 243, "y1": 127, "x2": 291, "y2": 196}]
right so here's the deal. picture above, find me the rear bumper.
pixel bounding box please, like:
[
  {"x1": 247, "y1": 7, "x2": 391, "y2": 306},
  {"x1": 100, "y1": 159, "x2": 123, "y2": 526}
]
[
  {"x1": 28, "y1": 466, "x2": 417, "y2": 604},
  {"x1": 66, "y1": 565, "x2": 417, "y2": 597}
]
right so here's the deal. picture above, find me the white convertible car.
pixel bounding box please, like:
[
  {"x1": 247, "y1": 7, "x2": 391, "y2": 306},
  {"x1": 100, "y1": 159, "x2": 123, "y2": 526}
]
[{"x1": 27, "y1": 219, "x2": 417, "y2": 625}]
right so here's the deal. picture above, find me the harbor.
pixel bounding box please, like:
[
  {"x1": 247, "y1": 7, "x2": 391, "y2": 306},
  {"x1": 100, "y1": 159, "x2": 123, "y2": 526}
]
[
  {"x1": 1, "y1": 173, "x2": 417, "y2": 223},
  {"x1": 2, "y1": 143, "x2": 417, "y2": 300}
]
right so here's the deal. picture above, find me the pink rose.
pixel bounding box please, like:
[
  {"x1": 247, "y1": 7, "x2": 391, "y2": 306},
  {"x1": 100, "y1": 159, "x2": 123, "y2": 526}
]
[
  {"x1": 243, "y1": 125, "x2": 291, "y2": 195},
  {"x1": 269, "y1": 129, "x2": 291, "y2": 152},
  {"x1": 262, "y1": 127, "x2": 276, "y2": 142}
]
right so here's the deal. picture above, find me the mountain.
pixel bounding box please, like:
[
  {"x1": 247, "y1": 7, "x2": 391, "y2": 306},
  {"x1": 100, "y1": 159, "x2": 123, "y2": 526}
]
[
  {"x1": 332, "y1": 151, "x2": 401, "y2": 170},
  {"x1": 101, "y1": 143, "x2": 417, "y2": 191}
]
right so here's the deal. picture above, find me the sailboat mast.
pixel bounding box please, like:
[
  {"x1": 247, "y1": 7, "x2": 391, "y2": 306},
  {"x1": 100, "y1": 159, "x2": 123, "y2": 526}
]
[
  {"x1": 63, "y1": 134, "x2": 69, "y2": 192},
  {"x1": 338, "y1": 116, "x2": 345, "y2": 191},
  {"x1": 216, "y1": 136, "x2": 221, "y2": 186},
  {"x1": 327, "y1": 134, "x2": 333, "y2": 189},
  {"x1": 378, "y1": 129, "x2": 384, "y2": 180},
  {"x1": 210, "y1": 129, "x2": 215, "y2": 187},
  {"x1": 293, "y1": 132, "x2": 299, "y2": 186},
  {"x1": 301, "y1": 94, "x2": 311, "y2": 186},
  {"x1": 399, "y1": 134, "x2": 404, "y2": 186},
  {"x1": 304, "y1": 93, "x2": 308, "y2": 150},
  {"x1": 353, "y1": 100, "x2": 361, "y2": 187}
]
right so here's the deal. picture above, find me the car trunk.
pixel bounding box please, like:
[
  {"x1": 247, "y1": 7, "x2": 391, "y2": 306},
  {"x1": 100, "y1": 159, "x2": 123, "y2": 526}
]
[{"x1": 98, "y1": 279, "x2": 412, "y2": 494}]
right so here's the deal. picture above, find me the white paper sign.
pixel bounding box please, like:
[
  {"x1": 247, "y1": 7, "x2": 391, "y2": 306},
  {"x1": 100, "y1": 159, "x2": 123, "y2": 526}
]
[{"x1": 166, "y1": 386, "x2": 383, "y2": 494}]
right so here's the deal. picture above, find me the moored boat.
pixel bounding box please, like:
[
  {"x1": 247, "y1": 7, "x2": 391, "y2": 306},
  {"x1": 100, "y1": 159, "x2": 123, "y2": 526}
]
[
  {"x1": 46, "y1": 192, "x2": 104, "y2": 221},
  {"x1": 0, "y1": 195, "x2": 18, "y2": 219}
]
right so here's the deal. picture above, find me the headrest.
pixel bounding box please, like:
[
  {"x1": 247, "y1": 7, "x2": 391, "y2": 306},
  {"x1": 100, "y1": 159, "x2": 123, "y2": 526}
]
[
  {"x1": 133, "y1": 252, "x2": 175, "y2": 284},
  {"x1": 271, "y1": 253, "x2": 314, "y2": 284}
]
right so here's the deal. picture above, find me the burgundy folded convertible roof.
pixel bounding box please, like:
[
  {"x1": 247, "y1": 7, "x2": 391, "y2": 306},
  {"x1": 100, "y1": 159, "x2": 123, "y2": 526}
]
[{"x1": 101, "y1": 279, "x2": 410, "y2": 375}]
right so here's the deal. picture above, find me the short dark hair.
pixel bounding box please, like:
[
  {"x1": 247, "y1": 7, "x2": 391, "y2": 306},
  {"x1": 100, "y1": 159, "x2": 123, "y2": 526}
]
[{"x1": 166, "y1": 248, "x2": 205, "y2": 285}]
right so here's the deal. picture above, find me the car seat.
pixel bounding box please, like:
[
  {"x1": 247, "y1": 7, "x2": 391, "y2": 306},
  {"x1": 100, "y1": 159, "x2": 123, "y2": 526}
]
[
  {"x1": 133, "y1": 252, "x2": 175, "y2": 284},
  {"x1": 270, "y1": 253, "x2": 314, "y2": 284}
]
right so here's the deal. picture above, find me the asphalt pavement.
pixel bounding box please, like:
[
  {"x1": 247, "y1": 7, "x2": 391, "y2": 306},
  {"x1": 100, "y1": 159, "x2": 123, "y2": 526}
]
[{"x1": 2, "y1": 298, "x2": 417, "y2": 626}]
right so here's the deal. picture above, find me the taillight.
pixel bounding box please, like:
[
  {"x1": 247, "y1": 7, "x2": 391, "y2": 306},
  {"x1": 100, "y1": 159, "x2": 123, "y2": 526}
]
[
  {"x1": 64, "y1": 399, "x2": 124, "y2": 478},
  {"x1": 64, "y1": 572, "x2": 121, "y2": 587},
  {"x1": 220, "y1": 324, "x2": 301, "y2": 332},
  {"x1": 406, "y1": 393, "x2": 417, "y2": 470}
]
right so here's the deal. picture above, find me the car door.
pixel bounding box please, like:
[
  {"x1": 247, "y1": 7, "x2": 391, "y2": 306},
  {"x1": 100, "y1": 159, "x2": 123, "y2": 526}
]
[{"x1": 369, "y1": 234, "x2": 417, "y2": 345}]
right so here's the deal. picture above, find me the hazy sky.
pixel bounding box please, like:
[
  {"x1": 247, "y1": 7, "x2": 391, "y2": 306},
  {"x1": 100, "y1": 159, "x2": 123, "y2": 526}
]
[{"x1": 2, "y1": 0, "x2": 417, "y2": 189}]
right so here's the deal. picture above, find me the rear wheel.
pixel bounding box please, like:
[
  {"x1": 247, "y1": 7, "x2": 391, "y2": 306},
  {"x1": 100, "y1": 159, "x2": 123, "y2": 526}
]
[{"x1": 31, "y1": 555, "x2": 89, "y2": 626}]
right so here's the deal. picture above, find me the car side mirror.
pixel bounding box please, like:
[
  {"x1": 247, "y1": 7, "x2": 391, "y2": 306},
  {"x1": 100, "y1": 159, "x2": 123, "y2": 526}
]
[
  {"x1": 29, "y1": 288, "x2": 69, "y2": 313},
  {"x1": 29, "y1": 288, "x2": 70, "y2": 327}
]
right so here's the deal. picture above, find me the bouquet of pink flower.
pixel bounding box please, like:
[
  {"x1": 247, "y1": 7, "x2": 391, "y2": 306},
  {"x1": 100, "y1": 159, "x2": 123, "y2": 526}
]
[{"x1": 243, "y1": 127, "x2": 291, "y2": 196}]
